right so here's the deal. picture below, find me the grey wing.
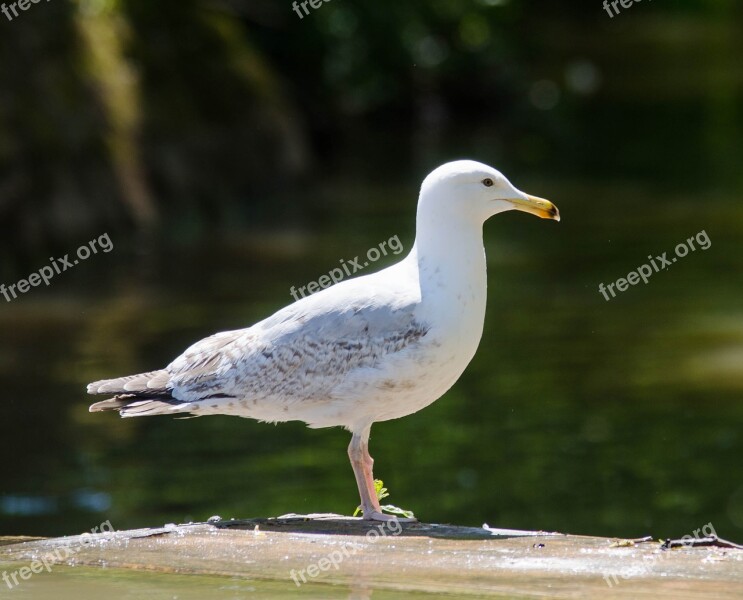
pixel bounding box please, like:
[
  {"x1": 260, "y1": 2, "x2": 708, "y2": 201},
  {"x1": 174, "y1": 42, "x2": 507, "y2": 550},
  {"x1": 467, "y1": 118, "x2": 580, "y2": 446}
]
[{"x1": 167, "y1": 299, "x2": 430, "y2": 405}]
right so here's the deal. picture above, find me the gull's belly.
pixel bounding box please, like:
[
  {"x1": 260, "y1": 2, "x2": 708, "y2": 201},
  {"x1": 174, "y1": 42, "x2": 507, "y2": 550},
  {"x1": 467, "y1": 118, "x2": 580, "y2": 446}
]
[
  {"x1": 321, "y1": 315, "x2": 485, "y2": 428},
  {"x1": 207, "y1": 330, "x2": 480, "y2": 429}
]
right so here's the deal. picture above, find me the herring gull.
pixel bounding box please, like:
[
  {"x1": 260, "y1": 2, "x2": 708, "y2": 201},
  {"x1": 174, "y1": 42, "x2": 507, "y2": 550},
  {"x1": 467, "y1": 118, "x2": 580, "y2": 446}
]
[{"x1": 88, "y1": 160, "x2": 560, "y2": 521}]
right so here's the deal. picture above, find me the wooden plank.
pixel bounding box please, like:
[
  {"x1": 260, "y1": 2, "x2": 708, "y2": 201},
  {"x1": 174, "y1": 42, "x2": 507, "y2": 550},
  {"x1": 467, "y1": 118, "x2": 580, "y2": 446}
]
[{"x1": 1, "y1": 516, "x2": 741, "y2": 598}]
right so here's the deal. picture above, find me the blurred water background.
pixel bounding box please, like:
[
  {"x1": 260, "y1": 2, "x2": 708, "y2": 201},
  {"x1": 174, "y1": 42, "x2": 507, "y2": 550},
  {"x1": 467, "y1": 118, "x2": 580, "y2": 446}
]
[{"x1": 1, "y1": 0, "x2": 742, "y2": 543}]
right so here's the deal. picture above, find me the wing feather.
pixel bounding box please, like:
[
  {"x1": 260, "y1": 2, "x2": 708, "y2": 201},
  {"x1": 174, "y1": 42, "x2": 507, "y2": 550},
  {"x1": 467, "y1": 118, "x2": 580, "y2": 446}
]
[{"x1": 167, "y1": 279, "x2": 428, "y2": 405}]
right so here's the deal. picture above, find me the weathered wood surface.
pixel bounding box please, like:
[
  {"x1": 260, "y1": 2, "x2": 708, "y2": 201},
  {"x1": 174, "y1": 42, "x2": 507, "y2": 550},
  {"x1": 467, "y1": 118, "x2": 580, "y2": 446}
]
[{"x1": 1, "y1": 515, "x2": 741, "y2": 598}]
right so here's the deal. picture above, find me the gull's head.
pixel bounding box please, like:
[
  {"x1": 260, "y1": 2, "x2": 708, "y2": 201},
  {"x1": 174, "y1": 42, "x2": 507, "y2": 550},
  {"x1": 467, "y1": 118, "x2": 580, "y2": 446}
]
[{"x1": 419, "y1": 160, "x2": 560, "y2": 224}]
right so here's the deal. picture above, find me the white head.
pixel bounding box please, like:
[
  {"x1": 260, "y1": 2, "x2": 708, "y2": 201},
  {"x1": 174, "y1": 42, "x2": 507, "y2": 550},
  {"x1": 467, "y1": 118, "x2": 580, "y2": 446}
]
[{"x1": 418, "y1": 160, "x2": 560, "y2": 225}]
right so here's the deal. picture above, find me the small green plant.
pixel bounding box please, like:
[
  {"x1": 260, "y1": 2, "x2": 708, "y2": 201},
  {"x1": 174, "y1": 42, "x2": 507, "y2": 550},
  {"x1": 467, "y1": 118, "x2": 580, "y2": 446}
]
[{"x1": 353, "y1": 479, "x2": 415, "y2": 519}]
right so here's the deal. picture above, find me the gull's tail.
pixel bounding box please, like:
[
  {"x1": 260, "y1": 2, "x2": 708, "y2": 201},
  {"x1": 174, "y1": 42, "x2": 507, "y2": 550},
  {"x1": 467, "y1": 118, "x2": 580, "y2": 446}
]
[{"x1": 87, "y1": 370, "x2": 189, "y2": 417}]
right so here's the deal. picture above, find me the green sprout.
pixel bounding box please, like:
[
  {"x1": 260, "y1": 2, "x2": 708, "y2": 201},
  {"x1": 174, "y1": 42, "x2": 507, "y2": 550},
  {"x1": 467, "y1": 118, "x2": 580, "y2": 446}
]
[{"x1": 353, "y1": 479, "x2": 415, "y2": 519}]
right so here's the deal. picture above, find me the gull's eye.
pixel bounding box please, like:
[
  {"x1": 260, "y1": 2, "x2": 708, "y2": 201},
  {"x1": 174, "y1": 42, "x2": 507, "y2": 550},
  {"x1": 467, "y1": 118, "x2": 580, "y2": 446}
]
[{"x1": 482, "y1": 178, "x2": 494, "y2": 187}]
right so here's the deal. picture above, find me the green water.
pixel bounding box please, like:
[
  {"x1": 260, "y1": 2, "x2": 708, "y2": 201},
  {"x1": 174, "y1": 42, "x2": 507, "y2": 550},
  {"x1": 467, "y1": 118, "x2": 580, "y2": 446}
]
[
  {"x1": 0, "y1": 562, "x2": 462, "y2": 599},
  {"x1": 1, "y1": 7, "x2": 742, "y2": 573}
]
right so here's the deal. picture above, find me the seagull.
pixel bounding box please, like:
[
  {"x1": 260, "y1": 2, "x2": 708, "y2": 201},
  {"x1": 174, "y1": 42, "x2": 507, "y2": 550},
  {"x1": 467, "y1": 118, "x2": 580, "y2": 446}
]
[{"x1": 88, "y1": 160, "x2": 559, "y2": 521}]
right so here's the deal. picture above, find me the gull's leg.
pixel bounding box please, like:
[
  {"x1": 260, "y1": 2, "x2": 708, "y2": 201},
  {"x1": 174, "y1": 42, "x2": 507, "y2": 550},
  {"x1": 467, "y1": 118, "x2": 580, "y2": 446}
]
[
  {"x1": 348, "y1": 428, "x2": 382, "y2": 519},
  {"x1": 348, "y1": 426, "x2": 416, "y2": 522}
]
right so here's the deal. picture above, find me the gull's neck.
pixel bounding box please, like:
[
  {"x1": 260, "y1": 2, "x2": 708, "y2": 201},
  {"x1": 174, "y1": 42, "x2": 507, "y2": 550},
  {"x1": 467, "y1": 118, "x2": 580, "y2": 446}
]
[{"x1": 404, "y1": 203, "x2": 488, "y2": 328}]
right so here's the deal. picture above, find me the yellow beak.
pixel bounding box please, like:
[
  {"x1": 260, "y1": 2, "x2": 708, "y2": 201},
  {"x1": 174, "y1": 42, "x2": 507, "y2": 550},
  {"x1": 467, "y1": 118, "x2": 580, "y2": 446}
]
[{"x1": 509, "y1": 194, "x2": 560, "y2": 221}]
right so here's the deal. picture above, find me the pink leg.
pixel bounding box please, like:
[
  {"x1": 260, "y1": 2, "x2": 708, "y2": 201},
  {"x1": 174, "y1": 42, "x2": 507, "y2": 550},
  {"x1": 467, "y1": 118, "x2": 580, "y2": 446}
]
[{"x1": 347, "y1": 426, "x2": 416, "y2": 522}]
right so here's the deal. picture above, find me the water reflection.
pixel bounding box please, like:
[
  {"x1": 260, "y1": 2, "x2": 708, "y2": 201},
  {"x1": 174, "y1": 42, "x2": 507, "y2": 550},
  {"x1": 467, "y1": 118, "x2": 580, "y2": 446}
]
[{"x1": 0, "y1": 562, "x2": 414, "y2": 600}]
